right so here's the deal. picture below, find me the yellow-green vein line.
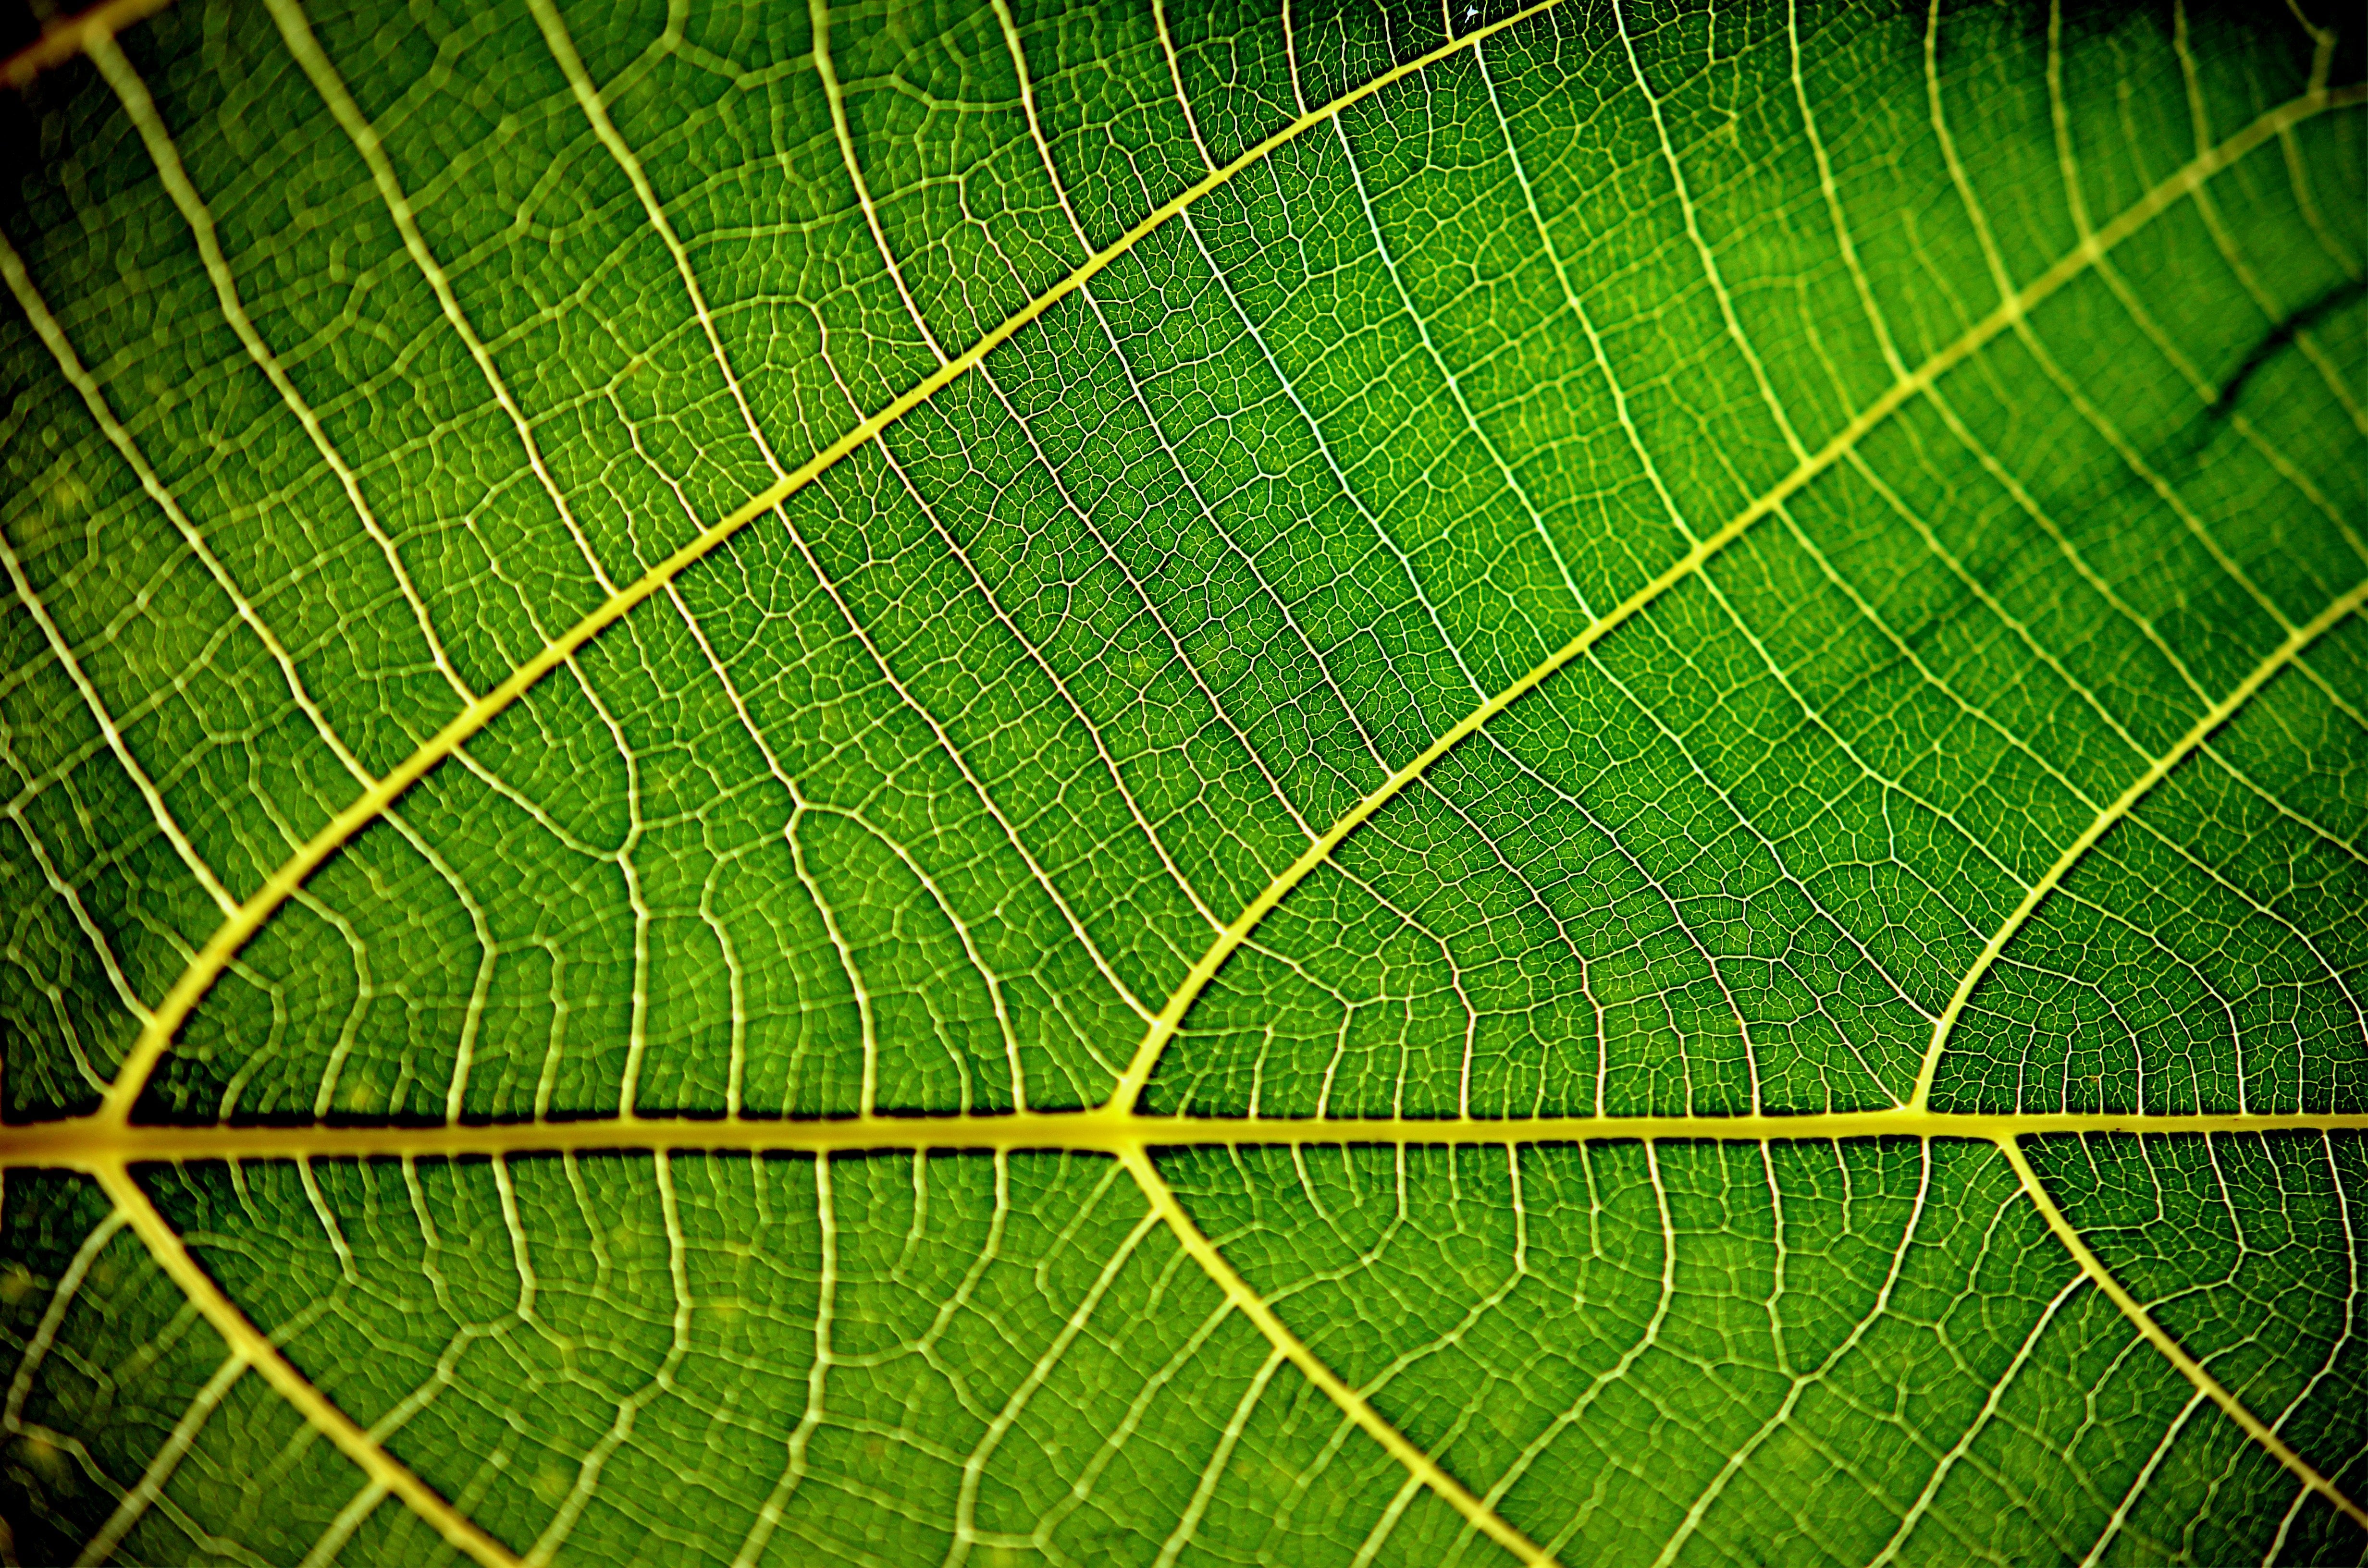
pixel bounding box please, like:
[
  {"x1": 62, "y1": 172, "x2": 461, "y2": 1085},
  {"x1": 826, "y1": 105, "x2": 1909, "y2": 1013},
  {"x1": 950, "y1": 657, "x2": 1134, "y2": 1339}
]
[
  {"x1": 12, "y1": 1108, "x2": 2368, "y2": 1169},
  {"x1": 92, "y1": 1161, "x2": 522, "y2": 1568},
  {"x1": 1118, "y1": 1144, "x2": 1562, "y2": 1567},
  {"x1": 1912, "y1": 577, "x2": 2368, "y2": 1111},
  {"x1": 1998, "y1": 1135, "x2": 2368, "y2": 1529}
]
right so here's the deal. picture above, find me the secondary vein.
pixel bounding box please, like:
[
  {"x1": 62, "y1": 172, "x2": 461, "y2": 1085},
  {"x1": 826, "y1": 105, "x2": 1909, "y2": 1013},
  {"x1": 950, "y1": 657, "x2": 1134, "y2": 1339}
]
[
  {"x1": 1107, "y1": 76, "x2": 2367, "y2": 1114},
  {"x1": 86, "y1": 0, "x2": 1577, "y2": 1127}
]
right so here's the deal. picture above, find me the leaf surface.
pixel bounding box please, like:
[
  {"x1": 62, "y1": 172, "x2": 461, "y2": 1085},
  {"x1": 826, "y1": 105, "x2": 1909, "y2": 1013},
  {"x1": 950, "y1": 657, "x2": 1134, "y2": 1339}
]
[{"x1": 1, "y1": 0, "x2": 2364, "y2": 1563}]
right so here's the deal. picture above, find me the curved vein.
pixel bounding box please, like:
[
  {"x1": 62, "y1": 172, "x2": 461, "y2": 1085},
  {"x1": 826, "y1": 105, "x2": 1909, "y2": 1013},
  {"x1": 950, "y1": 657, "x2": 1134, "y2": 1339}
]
[
  {"x1": 1116, "y1": 1144, "x2": 1561, "y2": 1567},
  {"x1": 90, "y1": 1160, "x2": 522, "y2": 1568},
  {"x1": 1911, "y1": 577, "x2": 2368, "y2": 1111},
  {"x1": 88, "y1": 0, "x2": 1572, "y2": 1124},
  {"x1": 1997, "y1": 1135, "x2": 2368, "y2": 1530},
  {"x1": 1109, "y1": 78, "x2": 2367, "y2": 1114}
]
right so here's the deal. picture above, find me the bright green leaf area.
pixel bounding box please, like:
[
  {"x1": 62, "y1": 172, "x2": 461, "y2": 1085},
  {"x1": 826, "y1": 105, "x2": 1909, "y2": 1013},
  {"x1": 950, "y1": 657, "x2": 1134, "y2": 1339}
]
[{"x1": 0, "y1": 0, "x2": 2364, "y2": 1563}]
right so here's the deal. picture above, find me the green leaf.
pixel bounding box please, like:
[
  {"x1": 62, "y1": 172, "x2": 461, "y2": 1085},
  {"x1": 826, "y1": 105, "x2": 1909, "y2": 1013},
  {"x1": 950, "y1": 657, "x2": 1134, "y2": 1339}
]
[{"x1": 1, "y1": 0, "x2": 2363, "y2": 1563}]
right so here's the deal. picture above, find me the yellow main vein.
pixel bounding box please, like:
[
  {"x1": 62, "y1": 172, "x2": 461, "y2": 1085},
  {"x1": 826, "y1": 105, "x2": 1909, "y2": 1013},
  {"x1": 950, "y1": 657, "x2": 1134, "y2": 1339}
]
[
  {"x1": 1116, "y1": 1144, "x2": 1562, "y2": 1568},
  {"x1": 1997, "y1": 1136, "x2": 2368, "y2": 1529},
  {"x1": 1108, "y1": 78, "x2": 2365, "y2": 1113},
  {"x1": 90, "y1": 1161, "x2": 522, "y2": 1568},
  {"x1": 12, "y1": 1109, "x2": 2367, "y2": 1169},
  {"x1": 92, "y1": 0, "x2": 1572, "y2": 1125}
]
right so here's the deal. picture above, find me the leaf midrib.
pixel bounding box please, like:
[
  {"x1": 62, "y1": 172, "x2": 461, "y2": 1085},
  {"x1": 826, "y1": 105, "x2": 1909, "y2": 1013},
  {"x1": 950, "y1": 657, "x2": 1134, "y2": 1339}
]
[{"x1": 5, "y1": 1108, "x2": 2367, "y2": 1168}]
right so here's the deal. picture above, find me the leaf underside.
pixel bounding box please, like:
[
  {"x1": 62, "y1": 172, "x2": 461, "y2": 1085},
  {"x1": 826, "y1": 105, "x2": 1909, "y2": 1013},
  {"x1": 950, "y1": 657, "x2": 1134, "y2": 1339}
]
[{"x1": 0, "y1": 0, "x2": 2364, "y2": 1565}]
